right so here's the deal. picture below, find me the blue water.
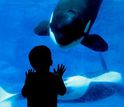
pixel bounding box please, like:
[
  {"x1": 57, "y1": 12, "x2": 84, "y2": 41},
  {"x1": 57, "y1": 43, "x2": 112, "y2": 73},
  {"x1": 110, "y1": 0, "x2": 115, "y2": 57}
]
[{"x1": 0, "y1": 0, "x2": 124, "y2": 107}]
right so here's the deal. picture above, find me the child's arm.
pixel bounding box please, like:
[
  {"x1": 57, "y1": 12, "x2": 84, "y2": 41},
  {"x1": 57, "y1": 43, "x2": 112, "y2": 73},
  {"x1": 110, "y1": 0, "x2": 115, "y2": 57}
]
[
  {"x1": 21, "y1": 69, "x2": 35, "y2": 97},
  {"x1": 56, "y1": 75, "x2": 66, "y2": 95},
  {"x1": 21, "y1": 77, "x2": 29, "y2": 97},
  {"x1": 54, "y1": 64, "x2": 66, "y2": 95}
]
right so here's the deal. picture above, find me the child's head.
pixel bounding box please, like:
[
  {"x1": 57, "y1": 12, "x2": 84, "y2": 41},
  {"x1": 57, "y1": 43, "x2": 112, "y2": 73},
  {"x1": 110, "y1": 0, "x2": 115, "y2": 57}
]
[{"x1": 29, "y1": 45, "x2": 53, "y2": 71}]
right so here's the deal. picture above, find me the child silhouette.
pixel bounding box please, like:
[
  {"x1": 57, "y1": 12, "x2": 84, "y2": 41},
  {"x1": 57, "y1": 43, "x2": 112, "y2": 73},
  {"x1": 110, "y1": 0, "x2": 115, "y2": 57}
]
[{"x1": 22, "y1": 45, "x2": 66, "y2": 107}]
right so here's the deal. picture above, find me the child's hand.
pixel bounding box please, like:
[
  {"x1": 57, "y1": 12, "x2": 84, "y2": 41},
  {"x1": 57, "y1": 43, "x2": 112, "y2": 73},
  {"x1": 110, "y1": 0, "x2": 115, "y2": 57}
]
[
  {"x1": 54, "y1": 64, "x2": 66, "y2": 77},
  {"x1": 25, "y1": 69, "x2": 35, "y2": 78}
]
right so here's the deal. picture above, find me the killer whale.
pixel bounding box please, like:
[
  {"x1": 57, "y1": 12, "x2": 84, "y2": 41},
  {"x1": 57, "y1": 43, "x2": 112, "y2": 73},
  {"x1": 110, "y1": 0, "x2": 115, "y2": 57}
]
[
  {"x1": 34, "y1": 0, "x2": 108, "y2": 51},
  {"x1": 0, "y1": 71, "x2": 123, "y2": 105},
  {"x1": 58, "y1": 71, "x2": 123, "y2": 102}
]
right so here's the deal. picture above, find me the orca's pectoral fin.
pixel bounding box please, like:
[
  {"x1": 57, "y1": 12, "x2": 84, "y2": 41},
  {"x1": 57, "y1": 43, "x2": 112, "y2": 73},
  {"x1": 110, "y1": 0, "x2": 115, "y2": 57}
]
[
  {"x1": 81, "y1": 34, "x2": 108, "y2": 52},
  {"x1": 34, "y1": 20, "x2": 49, "y2": 36}
]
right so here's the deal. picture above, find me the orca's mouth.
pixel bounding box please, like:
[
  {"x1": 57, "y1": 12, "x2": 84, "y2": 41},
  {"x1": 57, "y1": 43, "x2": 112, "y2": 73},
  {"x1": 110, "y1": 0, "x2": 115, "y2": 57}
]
[
  {"x1": 55, "y1": 32, "x2": 84, "y2": 47},
  {"x1": 49, "y1": 25, "x2": 83, "y2": 46},
  {"x1": 57, "y1": 39, "x2": 72, "y2": 46},
  {"x1": 55, "y1": 33, "x2": 73, "y2": 46},
  {"x1": 49, "y1": 27, "x2": 73, "y2": 46}
]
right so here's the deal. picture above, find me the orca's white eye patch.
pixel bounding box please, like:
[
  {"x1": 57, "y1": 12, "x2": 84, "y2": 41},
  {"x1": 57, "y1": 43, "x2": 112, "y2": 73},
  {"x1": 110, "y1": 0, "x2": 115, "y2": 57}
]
[
  {"x1": 49, "y1": 12, "x2": 60, "y2": 46},
  {"x1": 84, "y1": 20, "x2": 91, "y2": 33},
  {"x1": 49, "y1": 28, "x2": 59, "y2": 45},
  {"x1": 50, "y1": 12, "x2": 53, "y2": 23}
]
